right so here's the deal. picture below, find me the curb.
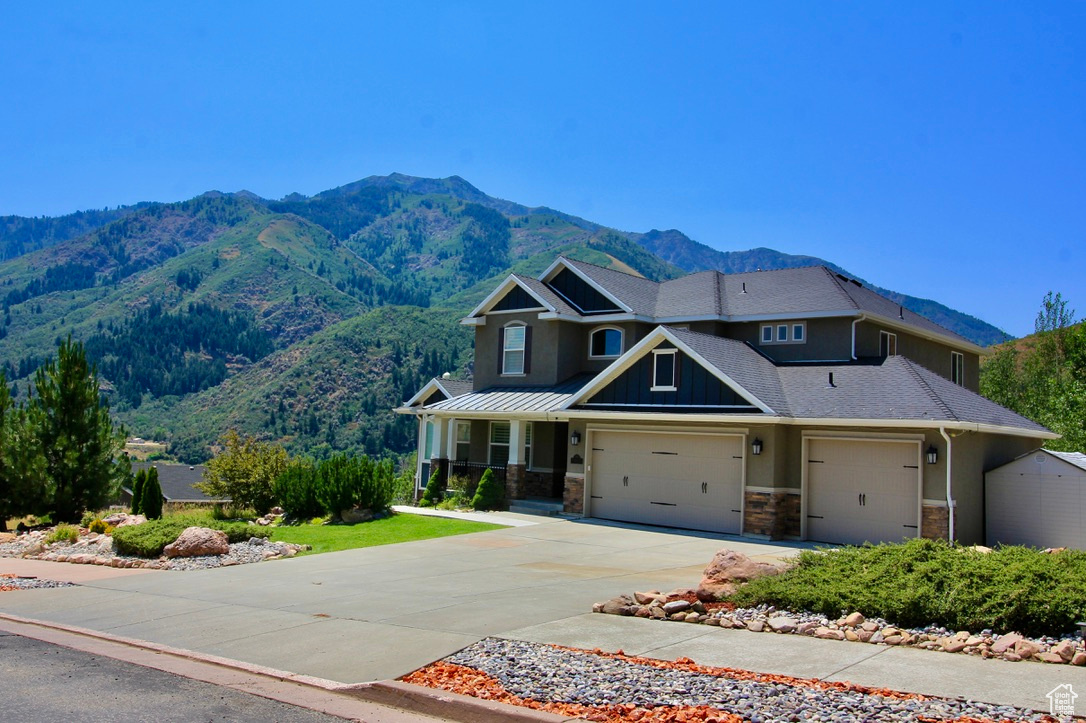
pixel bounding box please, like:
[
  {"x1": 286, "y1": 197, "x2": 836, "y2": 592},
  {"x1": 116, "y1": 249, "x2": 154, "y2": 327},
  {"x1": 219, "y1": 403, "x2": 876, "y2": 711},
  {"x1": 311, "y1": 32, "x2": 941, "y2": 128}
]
[
  {"x1": 0, "y1": 611, "x2": 563, "y2": 722},
  {"x1": 338, "y1": 680, "x2": 575, "y2": 723}
]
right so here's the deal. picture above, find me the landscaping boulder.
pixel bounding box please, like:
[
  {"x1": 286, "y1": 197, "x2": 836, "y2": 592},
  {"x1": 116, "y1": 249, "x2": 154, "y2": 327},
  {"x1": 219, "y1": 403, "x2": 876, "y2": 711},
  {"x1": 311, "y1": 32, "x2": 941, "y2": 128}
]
[
  {"x1": 696, "y1": 549, "x2": 784, "y2": 601},
  {"x1": 0, "y1": 532, "x2": 15, "y2": 543},
  {"x1": 341, "y1": 507, "x2": 373, "y2": 524},
  {"x1": 163, "y1": 527, "x2": 229, "y2": 558},
  {"x1": 115, "y1": 515, "x2": 147, "y2": 528}
]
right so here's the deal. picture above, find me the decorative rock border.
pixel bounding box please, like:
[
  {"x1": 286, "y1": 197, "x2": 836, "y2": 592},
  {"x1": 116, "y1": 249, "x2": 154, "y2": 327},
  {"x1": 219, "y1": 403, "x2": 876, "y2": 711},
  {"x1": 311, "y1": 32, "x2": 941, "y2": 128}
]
[
  {"x1": 594, "y1": 593, "x2": 1085, "y2": 666},
  {"x1": 0, "y1": 528, "x2": 308, "y2": 570}
]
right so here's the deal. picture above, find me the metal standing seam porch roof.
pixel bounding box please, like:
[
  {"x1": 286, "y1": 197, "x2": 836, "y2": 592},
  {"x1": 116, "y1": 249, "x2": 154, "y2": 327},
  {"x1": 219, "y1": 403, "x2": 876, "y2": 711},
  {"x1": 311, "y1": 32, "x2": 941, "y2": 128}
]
[{"x1": 422, "y1": 374, "x2": 593, "y2": 416}]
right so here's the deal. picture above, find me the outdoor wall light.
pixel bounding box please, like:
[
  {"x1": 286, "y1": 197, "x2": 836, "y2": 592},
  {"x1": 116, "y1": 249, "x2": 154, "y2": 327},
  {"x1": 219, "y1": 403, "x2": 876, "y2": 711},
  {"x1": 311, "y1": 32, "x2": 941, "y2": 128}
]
[
  {"x1": 926, "y1": 445, "x2": 938, "y2": 465},
  {"x1": 570, "y1": 430, "x2": 581, "y2": 447},
  {"x1": 751, "y1": 438, "x2": 763, "y2": 456}
]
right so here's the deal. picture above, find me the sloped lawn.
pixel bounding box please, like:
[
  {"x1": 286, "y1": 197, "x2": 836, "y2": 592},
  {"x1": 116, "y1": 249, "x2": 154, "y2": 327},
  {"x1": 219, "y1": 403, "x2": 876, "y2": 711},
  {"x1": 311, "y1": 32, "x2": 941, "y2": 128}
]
[
  {"x1": 728, "y1": 538, "x2": 1086, "y2": 637},
  {"x1": 270, "y1": 513, "x2": 502, "y2": 555}
]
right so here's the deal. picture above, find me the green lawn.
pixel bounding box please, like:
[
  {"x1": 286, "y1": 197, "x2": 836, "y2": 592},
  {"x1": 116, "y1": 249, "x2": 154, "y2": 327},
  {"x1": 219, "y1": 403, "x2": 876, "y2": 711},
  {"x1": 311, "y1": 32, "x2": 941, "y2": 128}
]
[{"x1": 270, "y1": 513, "x2": 503, "y2": 555}]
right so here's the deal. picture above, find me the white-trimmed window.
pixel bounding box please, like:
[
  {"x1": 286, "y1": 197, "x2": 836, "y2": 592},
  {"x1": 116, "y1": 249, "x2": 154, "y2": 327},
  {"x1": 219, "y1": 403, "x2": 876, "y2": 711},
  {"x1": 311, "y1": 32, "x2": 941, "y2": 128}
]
[
  {"x1": 455, "y1": 421, "x2": 471, "y2": 461},
  {"x1": 589, "y1": 326, "x2": 623, "y2": 359},
  {"x1": 502, "y1": 323, "x2": 526, "y2": 375},
  {"x1": 489, "y1": 422, "x2": 532, "y2": 467},
  {"x1": 651, "y1": 349, "x2": 678, "y2": 391},
  {"x1": 760, "y1": 321, "x2": 806, "y2": 345},
  {"x1": 880, "y1": 331, "x2": 897, "y2": 357},
  {"x1": 423, "y1": 419, "x2": 435, "y2": 459},
  {"x1": 951, "y1": 351, "x2": 964, "y2": 386}
]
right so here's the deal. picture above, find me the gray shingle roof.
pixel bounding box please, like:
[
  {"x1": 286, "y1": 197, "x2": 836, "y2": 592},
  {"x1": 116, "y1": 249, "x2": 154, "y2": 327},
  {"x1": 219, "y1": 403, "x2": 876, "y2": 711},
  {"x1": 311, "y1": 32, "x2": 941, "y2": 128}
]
[
  {"x1": 560, "y1": 258, "x2": 659, "y2": 315},
  {"x1": 550, "y1": 257, "x2": 974, "y2": 348},
  {"x1": 667, "y1": 327, "x2": 789, "y2": 414},
  {"x1": 777, "y1": 356, "x2": 1050, "y2": 432},
  {"x1": 513, "y1": 275, "x2": 579, "y2": 316},
  {"x1": 436, "y1": 377, "x2": 474, "y2": 398},
  {"x1": 129, "y1": 462, "x2": 222, "y2": 502}
]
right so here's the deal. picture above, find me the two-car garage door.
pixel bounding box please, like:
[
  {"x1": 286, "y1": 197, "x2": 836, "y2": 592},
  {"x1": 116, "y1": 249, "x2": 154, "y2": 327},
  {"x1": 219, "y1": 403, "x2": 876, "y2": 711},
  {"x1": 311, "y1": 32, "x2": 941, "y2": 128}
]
[
  {"x1": 806, "y1": 438, "x2": 921, "y2": 546},
  {"x1": 588, "y1": 431, "x2": 744, "y2": 534}
]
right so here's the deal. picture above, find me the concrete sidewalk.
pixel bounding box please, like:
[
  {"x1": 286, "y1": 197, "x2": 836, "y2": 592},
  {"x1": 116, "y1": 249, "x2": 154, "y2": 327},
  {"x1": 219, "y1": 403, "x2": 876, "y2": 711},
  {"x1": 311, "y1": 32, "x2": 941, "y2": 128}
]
[{"x1": 1, "y1": 515, "x2": 1080, "y2": 714}]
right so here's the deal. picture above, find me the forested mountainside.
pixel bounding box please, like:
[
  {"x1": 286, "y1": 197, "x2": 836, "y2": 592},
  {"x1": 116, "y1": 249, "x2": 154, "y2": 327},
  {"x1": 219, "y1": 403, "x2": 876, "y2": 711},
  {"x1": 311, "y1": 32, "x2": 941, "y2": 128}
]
[{"x1": 0, "y1": 174, "x2": 1005, "y2": 462}]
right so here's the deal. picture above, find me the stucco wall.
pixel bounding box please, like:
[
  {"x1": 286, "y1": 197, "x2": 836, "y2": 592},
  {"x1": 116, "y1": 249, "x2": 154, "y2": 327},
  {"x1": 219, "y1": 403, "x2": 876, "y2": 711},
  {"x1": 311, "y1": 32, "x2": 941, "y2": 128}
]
[
  {"x1": 727, "y1": 318, "x2": 856, "y2": 362},
  {"x1": 945, "y1": 432, "x2": 1039, "y2": 545},
  {"x1": 855, "y1": 321, "x2": 980, "y2": 391}
]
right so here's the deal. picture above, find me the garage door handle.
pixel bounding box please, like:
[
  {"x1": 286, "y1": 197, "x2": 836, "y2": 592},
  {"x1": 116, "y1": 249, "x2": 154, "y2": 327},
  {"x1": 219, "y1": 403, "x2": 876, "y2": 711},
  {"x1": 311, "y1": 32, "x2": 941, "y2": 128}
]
[
  {"x1": 650, "y1": 501, "x2": 677, "y2": 506},
  {"x1": 652, "y1": 451, "x2": 678, "y2": 455},
  {"x1": 903, "y1": 465, "x2": 918, "y2": 469},
  {"x1": 903, "y1": 524, "x2": 918, "y2": 529},
  {"x1": 809, "y1": 460, "x2": 824, "y2": 464},
  {"x1": 623, "y1": 475, "x2": 629, "y2": 487},
  {"x1": 590, "y1": 495, "x2": 603, "y2": 499},
  {"x1": 731, "y1": 509, "x2": 741, "y2": 513},
  {"x1": 807, "y1": 515, "x2": 824, "y2": 519}
]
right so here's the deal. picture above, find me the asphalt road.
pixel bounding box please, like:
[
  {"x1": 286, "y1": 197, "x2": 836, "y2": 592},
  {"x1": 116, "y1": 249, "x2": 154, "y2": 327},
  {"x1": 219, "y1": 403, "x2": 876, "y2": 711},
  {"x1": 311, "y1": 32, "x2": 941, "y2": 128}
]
[{"x1": 0, "y1": 631, "x2": 348, "y2": 723}]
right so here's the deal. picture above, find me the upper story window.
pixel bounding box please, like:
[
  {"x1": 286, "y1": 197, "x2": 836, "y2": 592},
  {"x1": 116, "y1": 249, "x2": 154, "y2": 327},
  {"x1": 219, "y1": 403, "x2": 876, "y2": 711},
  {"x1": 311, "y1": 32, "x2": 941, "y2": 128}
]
[
  {"x1": 651, "y1": 349, "x2": 678, "y2": 391},
  {"x1": 589, "y1": 326, "x2": 623, "y2": 359},
  {"x1": 502, "y1": 323, "x2": 527, "y2": 375},
  {"x1": 760, "y1": 321, "x2": 806, "y2": 345},
  {"x1": 951, "y1": 351, "x2": 964, "y2": 386},
  {"x1": 880, "y1": 331, "x2": 897, "y2": 357}
]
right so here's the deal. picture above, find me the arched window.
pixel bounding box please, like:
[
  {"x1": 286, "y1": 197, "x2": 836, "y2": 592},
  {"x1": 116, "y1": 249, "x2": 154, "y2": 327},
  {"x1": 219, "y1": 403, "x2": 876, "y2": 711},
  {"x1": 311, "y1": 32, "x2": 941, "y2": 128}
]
[
  {"x1": 501, "y1": 322, "x2": 528, "y2": 375},
  {"x1": 589, "y1": 326, "x2": 623, "y2": 359}
]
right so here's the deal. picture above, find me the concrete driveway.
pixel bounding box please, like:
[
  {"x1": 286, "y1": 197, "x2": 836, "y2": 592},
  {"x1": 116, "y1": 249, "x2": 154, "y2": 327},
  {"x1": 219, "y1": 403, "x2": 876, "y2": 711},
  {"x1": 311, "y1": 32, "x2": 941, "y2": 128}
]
[{"x1": 0, "y1": 514, "x2": 802, "y2": 684}]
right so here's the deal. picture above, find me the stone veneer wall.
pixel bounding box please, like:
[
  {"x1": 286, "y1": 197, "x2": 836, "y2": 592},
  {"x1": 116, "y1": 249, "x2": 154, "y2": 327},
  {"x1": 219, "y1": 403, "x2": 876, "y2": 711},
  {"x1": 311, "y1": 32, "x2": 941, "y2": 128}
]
[
  {"x1": 921, "y1": 505, "x2": 949, "y2": 540},
  {"x1": 742, "y1": 490, "x2": 801, "y2": 540},
  {"x1": 505, "y1": 464, "x2": 526, "y2": 501},
  {"x1": 563, "y1": 475, "x2": 584, "y2": 514},
  {"x1": 523, "y1": 470, "x2": 559, "y2": 498}
]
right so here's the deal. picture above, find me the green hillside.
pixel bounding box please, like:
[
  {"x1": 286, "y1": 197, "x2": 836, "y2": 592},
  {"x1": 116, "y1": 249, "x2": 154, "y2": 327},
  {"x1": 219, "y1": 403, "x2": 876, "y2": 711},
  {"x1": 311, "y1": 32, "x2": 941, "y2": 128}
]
[{"x1": 0, "y1": 173, "x2": 1009, "y2": 463}]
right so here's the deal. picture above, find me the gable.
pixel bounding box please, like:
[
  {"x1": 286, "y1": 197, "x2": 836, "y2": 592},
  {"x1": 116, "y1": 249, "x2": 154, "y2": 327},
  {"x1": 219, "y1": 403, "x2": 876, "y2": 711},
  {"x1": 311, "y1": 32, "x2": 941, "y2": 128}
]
[
  {"x1": 422, "y1": 389, "x2": 448, "y2": 406},
  {"x1": 492, "y1": 283, "x2": 545, "y2": 312},
  {"x1": 581, "y1": 344, "x2": 759, "y2": 409},
  {"x1": 548, "y1": 267, "x2": 622, "y2": 314}
]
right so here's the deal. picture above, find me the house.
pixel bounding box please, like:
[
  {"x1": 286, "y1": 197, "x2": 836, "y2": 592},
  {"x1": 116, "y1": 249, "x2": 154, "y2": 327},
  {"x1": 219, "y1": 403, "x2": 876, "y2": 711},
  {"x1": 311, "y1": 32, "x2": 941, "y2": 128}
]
[
  {"x1": 121, "y1": 462, "x2": 225, "y2": 506},
  {"x1": 986, "y1": 449, "x2": 1086, "y2": 549},
  {"x1": 397, "y1": 257, "x2": 1055, "y2": 546}
]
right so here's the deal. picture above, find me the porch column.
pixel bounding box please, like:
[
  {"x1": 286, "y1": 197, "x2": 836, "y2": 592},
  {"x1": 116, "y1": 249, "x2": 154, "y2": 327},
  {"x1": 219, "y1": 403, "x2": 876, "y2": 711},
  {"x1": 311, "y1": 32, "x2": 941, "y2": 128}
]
[
  {"x1": 429, "y1": 416, "x2": 450, "y2": 486},
  {"x1": 506, "y1": 419, "x2": 526, "y2": 500}
]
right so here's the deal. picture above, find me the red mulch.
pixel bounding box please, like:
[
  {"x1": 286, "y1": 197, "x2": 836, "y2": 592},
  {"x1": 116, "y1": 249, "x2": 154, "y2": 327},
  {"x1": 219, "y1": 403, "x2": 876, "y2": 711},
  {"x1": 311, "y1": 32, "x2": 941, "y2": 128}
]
[{"x1": 402, "y1": 643, "x2": 1062, "y2": 723}]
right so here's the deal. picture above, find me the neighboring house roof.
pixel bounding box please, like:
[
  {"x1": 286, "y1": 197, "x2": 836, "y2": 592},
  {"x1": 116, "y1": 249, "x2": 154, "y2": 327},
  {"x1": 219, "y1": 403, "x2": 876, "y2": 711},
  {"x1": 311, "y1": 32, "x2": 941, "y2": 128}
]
[
  {"x1": 401, "y1": 375, "x2": 474, "y2": 407},
  {"x1": 128, "y1": 462, "x2": 222, "y2": 503},
  {"x1": 424, "y1": 374, "x2": 594, "y2": 417}
]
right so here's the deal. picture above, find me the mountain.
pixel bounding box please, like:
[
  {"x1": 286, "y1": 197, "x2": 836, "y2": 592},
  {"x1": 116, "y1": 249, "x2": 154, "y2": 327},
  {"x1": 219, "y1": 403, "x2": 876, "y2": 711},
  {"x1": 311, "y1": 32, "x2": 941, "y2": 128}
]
[{"x1": 0, "y1": 173, "x2": 1008, "y2": 463}]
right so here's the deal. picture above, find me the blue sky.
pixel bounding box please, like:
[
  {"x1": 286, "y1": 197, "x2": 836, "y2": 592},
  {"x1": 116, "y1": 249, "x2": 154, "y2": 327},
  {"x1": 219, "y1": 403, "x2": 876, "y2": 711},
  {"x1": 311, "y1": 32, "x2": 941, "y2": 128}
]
[{"x1": 2, "y1": 3, "x2": 1083, "y2": 337}]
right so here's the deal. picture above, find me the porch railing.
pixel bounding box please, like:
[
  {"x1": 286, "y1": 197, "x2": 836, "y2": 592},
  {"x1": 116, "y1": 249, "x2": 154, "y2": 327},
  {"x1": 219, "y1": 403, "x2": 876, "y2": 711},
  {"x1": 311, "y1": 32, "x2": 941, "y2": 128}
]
[{"x1": 448, "y1": 461, "x2": 507, "y2": 494}]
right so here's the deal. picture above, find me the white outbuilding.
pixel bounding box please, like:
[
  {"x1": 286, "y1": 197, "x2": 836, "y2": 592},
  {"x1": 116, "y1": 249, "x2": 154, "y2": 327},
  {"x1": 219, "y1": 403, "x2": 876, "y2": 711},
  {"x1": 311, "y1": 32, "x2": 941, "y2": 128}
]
[{"x1": 985, "y1": 449, "x2": 1086, "y2": 549}]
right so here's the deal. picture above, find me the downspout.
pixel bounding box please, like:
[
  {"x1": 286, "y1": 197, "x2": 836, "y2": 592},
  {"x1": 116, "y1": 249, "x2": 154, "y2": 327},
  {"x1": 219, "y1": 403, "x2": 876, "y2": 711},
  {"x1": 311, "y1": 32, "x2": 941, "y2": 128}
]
[
  {"x1": 939, "y1": 427, "x2": 955, "y2": 542},
  {"x1": 851, "y1": 314, "x2": 866, "y2": 360}
]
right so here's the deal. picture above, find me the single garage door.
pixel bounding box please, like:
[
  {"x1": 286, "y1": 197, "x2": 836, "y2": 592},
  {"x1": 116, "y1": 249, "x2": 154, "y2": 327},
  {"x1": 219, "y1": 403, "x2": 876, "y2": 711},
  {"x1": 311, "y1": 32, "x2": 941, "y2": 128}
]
[
  {"x1": 806, "y1": 438, "x2": 920, "y2": 545},
  {"x1": 588, "y1": 431, "x2": 743, "y2": 534},
  {"x1": 986, "y1": 453, "x2": 1086, "y2": 548}
]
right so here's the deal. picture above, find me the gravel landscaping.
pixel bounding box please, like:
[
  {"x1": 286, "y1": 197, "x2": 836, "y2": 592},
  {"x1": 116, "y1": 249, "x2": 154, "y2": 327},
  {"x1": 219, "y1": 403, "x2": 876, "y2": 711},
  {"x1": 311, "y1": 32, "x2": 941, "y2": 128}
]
[
  {"x1": 0, "y1": 574, "x2": 77, "y2": 591},
  {"x1": 407, "y1": 637, "x2": 1061, "y2": 722}
]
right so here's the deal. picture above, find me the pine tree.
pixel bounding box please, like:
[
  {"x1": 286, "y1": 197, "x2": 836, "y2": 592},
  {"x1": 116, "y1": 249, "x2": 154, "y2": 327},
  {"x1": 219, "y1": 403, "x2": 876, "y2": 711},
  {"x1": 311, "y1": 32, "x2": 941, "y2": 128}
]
[
  {"x1": 28, "y1": 337, "x2": 127, "y2": 523},
  {"x1": 0, "y1": 374, "x2": 45, "y2": 522},
  {"x1": 131, "y1": 468, "x2": 146, "y2": 515},
  {"x1": 142, "y1": 467, "x2": 163, "y2": 520}
]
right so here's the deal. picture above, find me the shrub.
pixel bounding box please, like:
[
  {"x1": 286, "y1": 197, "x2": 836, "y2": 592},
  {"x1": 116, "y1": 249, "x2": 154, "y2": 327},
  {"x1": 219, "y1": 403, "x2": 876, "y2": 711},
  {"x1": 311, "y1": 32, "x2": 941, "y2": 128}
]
[
  {"x1": 313, "y1": 454, "x2": 393, "y2": 519},
  {"x1": 112, "y1": 515, "x2": 270, "y2": 557},
  {"x1": 87, "y1": 518, "x2": 110, "y2": 534},
  {"x1": 197, "y1": 430, "x2": 288, "y2": 515},
  {"x1": 81, "y1": 511, "x2": 98, "y2": 527},
  {"x1": 46, "y1": 523, "x2": 80, "y2": 544},
  {"x1": 131, "y1": 468, "x2": 146, "y2": 515},
  {"x1": 391, "y1": 454, "x2": 418, "y2": 506},
  {"x1": 274, "y1": 458, "x2": 323, "y2": 519},
  {"x1": 471, "y1": 468, "x2": 503, "y2": 511},
  {"x1": 142, "y1": 467, "x2": 163, "y2": 520},
  {"x1": 419, "y1": 469, "x2": 444, "y2": 508},
  {"x1": 729, "y1": 538, "x2": 1086, "y2": 637}
]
